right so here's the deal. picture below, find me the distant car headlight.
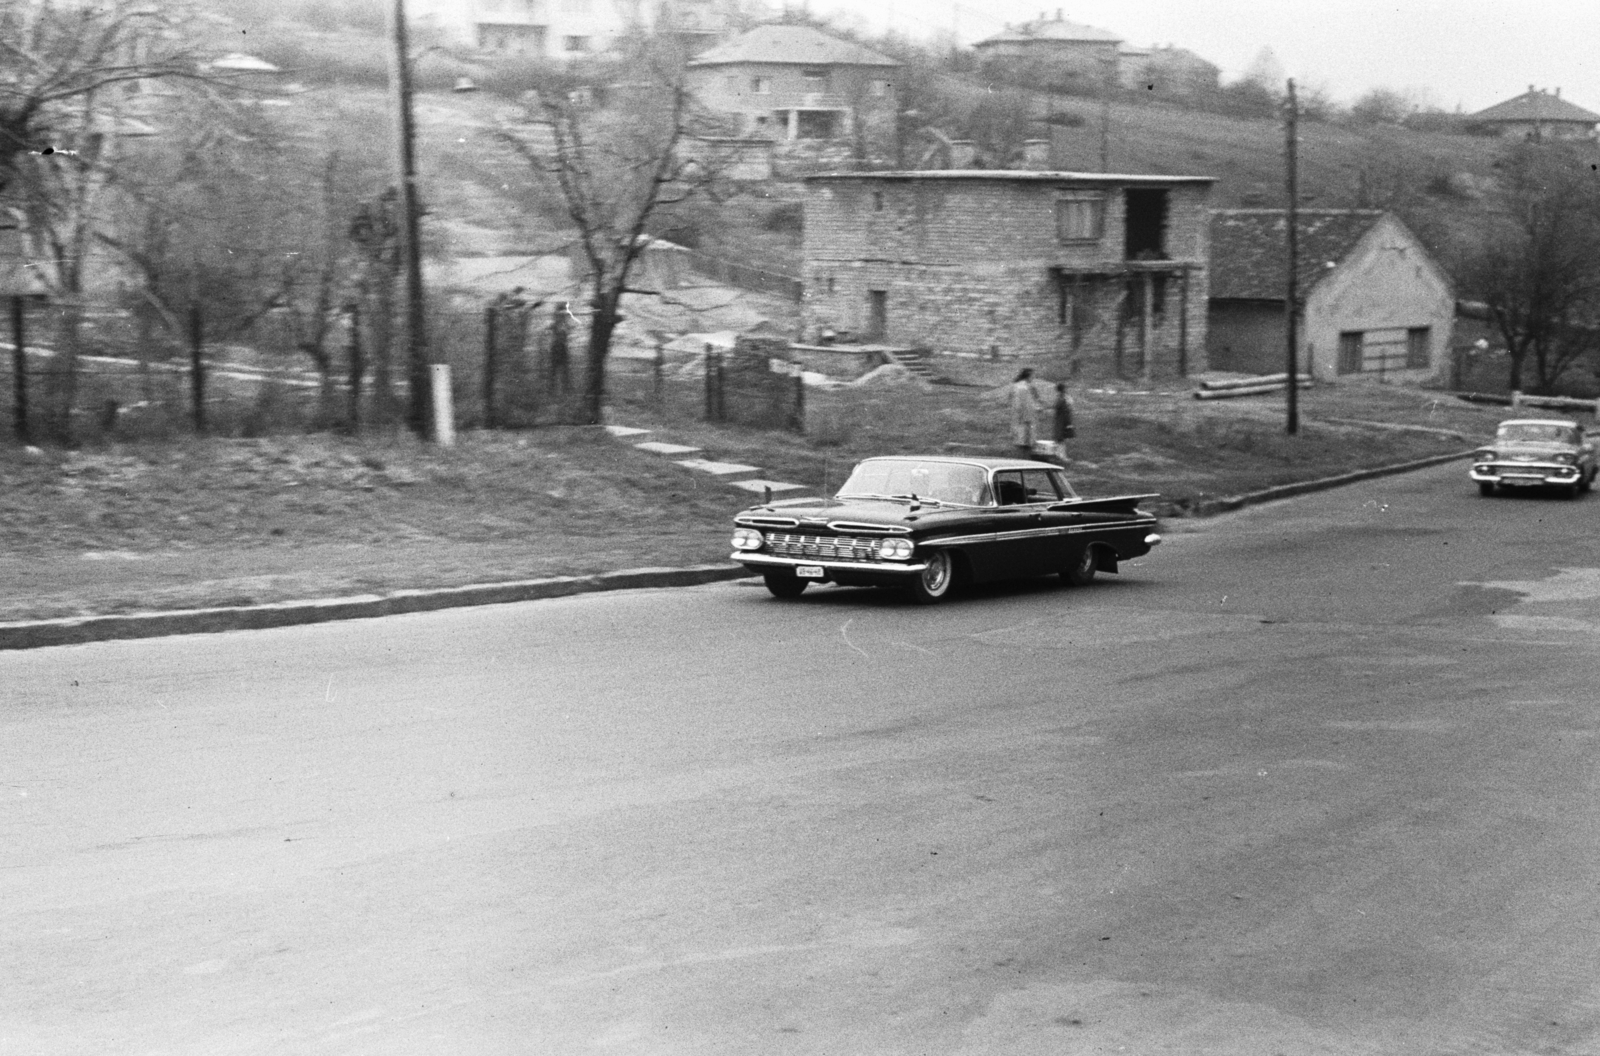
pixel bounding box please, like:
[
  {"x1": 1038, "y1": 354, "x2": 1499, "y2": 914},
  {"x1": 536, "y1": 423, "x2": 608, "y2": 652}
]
[
  {"x1": 878, "y1": 537, "x2": 914, "y2": 561},
  {"x1": 731, "y1": 527, "x2": 765, "y2": 551},
  {"x1": 1474, "y1": 450, "x2": 1495, "y2": 462}
]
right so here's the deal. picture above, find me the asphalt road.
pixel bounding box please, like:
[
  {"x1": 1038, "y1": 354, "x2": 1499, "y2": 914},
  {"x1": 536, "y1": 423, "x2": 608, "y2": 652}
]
[{"x1": 5, "y1": 460, "x2": 1600, "y2": 1056}]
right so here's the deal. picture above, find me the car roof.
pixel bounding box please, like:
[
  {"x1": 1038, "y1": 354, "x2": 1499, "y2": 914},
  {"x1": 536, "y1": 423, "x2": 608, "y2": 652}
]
[
  {"x1": 1499, "y1": 418, "x2": 1580, "y2": 428},
  {"x1": 856, "y1": 455, "x2": 1064, "y2": 471}
]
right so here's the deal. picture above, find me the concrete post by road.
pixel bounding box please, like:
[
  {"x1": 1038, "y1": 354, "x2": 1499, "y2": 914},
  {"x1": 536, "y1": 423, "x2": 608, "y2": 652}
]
[{"x1": 430, "y1": 364, "x2": 454, "y2": 447}]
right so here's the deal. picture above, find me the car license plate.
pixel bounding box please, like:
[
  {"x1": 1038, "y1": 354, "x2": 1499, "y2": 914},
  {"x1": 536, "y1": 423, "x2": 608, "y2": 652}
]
[{"x1": 795, "y1": 565, "x2": 825, "y2": 579}]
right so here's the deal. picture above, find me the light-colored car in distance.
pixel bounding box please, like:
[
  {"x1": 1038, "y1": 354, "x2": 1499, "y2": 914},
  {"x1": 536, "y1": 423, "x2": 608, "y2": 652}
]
[{"x1": 1470, "y1": 418, "x2": 1598, "y2": 498}]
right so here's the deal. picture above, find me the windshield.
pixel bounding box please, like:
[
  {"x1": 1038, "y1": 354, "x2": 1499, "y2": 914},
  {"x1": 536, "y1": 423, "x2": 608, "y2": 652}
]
[
  {"x1": 1497, "y1": 423, "x2": 1579, "y2": 445},
  {"x1": 837, "y1": 460, "x2": 991, "y2": 506}
]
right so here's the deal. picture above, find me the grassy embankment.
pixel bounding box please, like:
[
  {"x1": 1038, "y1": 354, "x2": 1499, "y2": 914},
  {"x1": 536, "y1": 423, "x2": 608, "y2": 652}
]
[{"x1": 0, "y1": 375, "x2": 1507, "y2": 623}]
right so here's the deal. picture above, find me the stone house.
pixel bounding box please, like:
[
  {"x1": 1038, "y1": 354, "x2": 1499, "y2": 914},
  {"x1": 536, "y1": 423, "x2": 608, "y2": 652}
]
[
  {"x1": 1467, "y1": 87, "x2": 1600, "y2": 141},
  {"x1": 801, "y1": 170, "x2": 1216, "y2": 379},
  {"x1": 1120, "y1": 45, "x2": 1221, "y2": 97},
  {"x1": 1207, "y1": 210, "x2": 1454, "y2": 382},
  {"x1": 973, "y1": 12, "x2": 1122, "y2": 92},
  {"x1": 684, "y1": 24, "x2": 899, "y2": 157},
  {"x1": 418, "y1": 0, "x2": 729, "y2": 60}
]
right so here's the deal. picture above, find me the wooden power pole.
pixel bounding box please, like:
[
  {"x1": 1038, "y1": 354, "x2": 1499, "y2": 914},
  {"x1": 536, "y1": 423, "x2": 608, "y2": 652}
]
[
  {"x1": 1284, "y1": 78, "x2": 1300, "y2": 436},
  {"x1": 387, "y1": 0, "x2": 431, "y2": 438}
]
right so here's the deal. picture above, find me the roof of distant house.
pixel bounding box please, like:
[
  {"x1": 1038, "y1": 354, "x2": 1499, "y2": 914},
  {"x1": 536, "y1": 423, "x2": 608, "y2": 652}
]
[
  {"x1": 976, "y1": 15, "x2": 1122, "y2": 47},
  {"x1": 1210, "y1": 209, "x2": 1396, "y2": 300},
  {"x1": 1470, "y1": 88, "x2": 1600, "y2": 124},
  {"x1": 687, "y1": 24, "x2": 899, "y2": 68}
]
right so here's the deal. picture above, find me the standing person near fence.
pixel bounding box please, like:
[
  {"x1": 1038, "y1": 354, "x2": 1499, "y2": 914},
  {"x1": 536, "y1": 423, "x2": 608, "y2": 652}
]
[
  {"x1": 548, "y1": 303, "x2": 571, "y2": 395},
  {"x1": 1051, "y1": 381, "x2": 1075, "y2": 464},
  {"x1": 1009, "y1": 367, "x2": 1040, "y2": 459}
]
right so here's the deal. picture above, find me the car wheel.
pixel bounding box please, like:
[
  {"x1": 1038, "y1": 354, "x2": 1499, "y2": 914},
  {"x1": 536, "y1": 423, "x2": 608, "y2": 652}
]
[
  {"x1": 905, "y1": 550, "x2": 954, "y2": 605},
  {"x1": 1583, "y1": 470, "x2": 1595, "y2": 494},
  {"x1": 1478, "y1": 481, "x2": 1496, "y2": 497},
  {"x1": 1062, "y1": 545, "x2": 1098, "y2": 586},
  {"x1": 763, "y1": 570, "x2": 809, "y2": 598}
]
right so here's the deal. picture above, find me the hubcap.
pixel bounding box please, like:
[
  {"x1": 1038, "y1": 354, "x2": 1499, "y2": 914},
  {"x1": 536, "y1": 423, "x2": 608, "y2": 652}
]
[{"x1": 923, "y1": 553, "x2": 950, "y2": 592}]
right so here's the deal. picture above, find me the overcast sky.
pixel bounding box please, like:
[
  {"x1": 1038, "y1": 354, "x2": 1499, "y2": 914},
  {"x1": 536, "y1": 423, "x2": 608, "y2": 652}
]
[{"x1": 804, "y1": 0, "x2": 1600, "y2": 114}]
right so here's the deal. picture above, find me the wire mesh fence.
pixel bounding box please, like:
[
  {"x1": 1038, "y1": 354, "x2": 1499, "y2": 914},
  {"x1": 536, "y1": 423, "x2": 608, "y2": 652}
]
[{"x1": 1, "y1": 299, "x2": 810, "y2": 444}]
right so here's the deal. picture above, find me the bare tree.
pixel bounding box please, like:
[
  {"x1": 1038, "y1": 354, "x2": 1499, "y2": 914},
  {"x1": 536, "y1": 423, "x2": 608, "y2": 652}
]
[
  {"x1": 0, "y1": 0, "x2": 201, "y2": 198},
  {"x1": 498, "y1": 47, "x2": 720, "y2": 425},
  {"x1": 1461, "y1": 143, "x2": 1600, "y2": 394}
]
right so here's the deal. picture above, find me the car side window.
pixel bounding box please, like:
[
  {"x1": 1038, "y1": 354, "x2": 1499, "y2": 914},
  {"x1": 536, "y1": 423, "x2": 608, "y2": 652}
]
[
  {"x1": 993, "y1": 471, "x2": 1028, "y2": 506},
  {"x1": 1020, "y1": 469, "x2": 1063, "y2": 503}
]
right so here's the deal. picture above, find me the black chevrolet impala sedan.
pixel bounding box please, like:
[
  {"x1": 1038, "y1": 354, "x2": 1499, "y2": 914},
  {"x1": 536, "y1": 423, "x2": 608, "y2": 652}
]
[{"x1": 730, "y1": 456, "x2": 1162, "y2": 604}]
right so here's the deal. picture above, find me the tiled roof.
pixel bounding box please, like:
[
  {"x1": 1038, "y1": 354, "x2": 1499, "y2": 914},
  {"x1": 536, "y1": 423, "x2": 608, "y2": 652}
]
[
  {"x1": 1470, "y1": 89, "x2": 1600, "y2": 124},
  {"x1": 687, "y1": 24, "x2": 899, "y2": 68},
  {"x1": 976, "y1": 17, "x2": 1122, "y2": 46},
  {"x1": 1209, "y1": 210, "x2": 1387, "y2": 300}
]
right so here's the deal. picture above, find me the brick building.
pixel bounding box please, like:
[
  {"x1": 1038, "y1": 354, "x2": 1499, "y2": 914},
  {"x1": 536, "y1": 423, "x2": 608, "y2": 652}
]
[
  {"x1": 1208, "y1": 210, "x2": 1454, "y2": 382},
  {"x1": 801, "y1": 171, "x2": 1216, "y2": 379},
  {"x1": 685, "y1": 24, "x2": 899, "y2": 157}
]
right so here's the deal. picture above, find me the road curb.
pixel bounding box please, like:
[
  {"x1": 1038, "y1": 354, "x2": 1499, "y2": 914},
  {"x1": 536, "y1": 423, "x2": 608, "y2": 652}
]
[
  {"x1": 0, "y1": 451, "x2": 1475, "y2": 652},
  {"x1": 0, "y1": 565, "x2": 753, "y2": 652},
  {"x1": 1195, "y1": 450, "x2": 1475, "y2": 515}
]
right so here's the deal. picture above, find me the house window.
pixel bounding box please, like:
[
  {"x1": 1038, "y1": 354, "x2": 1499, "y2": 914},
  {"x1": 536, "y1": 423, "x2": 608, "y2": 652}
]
[
  {"x1": 725, "y1": 75, "x2": 739, "y2": 94},
  {"x1": 872, "y1": 191, "x2": 884, "y2": 211},
  {"x1": 563, "y1": 35, "x2": 590, "y2": 52},
  {"x1": 1406, "y1": 326, "x2": 1430, "y2": 368},
  {"x1": 802, "y1": 68, "x2": 829, "y2": 92},
  {"x1": 751, "y1": 76, "x2": 771, "y2": 94},
  {"x1": 871, "y1": 79, "x2": 890, "y2": 97},
  {"x1": 1124, "y1": 188, "x2": 1169, "y2": 259},
  {"x1": 1055, "y1": 195, "x2": 1104, "y2": 242},
  {"x1": 1338, "y1": 331, "x2": 1363, "y2": 375}
]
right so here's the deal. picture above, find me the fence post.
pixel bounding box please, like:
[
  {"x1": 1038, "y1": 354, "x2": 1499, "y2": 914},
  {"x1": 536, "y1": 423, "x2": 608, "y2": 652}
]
[
  {"x1": 345, "y1": 301, "x2": 363, "y2": 432},
  {"x1": 792, "y1": 371, "x2": 805, "y2": 433},
  {"x1": 10, "y1": 295, "x2": 27, "y2": 445},
  {"x1": 1511, "y1": 390, "x2": 1523, "y2": 411},
  {"x1": 482, "y1": 300, "x2": 498, "y2": 430},
  {"x1": 188, "y1": 301, "x2": 206, "y2": 435},
  {"x1": 431, "y1": 363, "x2": 455, "y2": 446},
  {"x1": 653, "y1": 337, "x2": 664, "y2": 406},
  {"x1": 703, "y1": 345, "x2": 716, "y2": 421}
]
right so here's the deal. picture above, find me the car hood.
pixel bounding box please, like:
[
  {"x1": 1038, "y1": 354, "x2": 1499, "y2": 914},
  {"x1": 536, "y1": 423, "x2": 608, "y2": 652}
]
[
  {"x1": 1486, "y1": 441, "x2": 1578, "y2": 458},
  {"x1": 741, "y1": 497, "x2": 962, "y2": 528}
]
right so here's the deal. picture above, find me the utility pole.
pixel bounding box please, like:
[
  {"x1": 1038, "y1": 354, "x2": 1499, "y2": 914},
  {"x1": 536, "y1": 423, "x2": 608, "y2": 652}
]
[
  {"x1": 1284, "y1": 77, "x2": 1300, "y2": 436},
  {"x1": 387, "y1": 0, "x2": 430, "y2": 438}
]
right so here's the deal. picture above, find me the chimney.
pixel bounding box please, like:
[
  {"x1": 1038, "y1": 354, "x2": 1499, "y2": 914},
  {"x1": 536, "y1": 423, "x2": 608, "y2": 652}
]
[
  {"x1": 1529, "y1": 84, "x2": 1536, "y2": 94},
  {"x1": 1022, "y1": 139, "x2": 1050, "y2": 169},
  {"x1": 949, "y1": 139, "x2": 977, "y2": 168}
]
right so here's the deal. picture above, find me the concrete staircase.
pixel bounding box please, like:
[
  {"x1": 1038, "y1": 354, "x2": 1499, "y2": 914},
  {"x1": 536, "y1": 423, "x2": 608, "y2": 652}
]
[{"x1": 877, "y1": 347, "x2": 944, "y2": 384}]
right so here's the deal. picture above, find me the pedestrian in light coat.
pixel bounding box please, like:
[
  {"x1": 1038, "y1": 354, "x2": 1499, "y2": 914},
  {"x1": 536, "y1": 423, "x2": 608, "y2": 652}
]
[{"x1": 1009, "y1": 367, "x2": 1040, "y2": 459}]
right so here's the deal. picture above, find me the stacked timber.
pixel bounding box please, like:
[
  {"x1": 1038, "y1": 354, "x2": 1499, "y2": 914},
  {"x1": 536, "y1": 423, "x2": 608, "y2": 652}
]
[{"x1": 1192, "y1": 373, "x2": 1314, "y2": 400}]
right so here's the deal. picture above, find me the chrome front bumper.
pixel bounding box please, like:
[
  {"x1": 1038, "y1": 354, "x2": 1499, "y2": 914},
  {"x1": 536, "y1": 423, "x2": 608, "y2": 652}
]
[
  {"x1": 1471, "y1": 464, "x2": 1581, "y2": 485},
  {"x1": 731, "y1": 552, "x2": 927, "y2": 575}
]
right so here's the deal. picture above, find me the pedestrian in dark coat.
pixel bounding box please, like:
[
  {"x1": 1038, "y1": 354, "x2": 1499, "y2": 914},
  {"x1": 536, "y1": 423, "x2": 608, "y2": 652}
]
[{"x1": 1051, "y1": 381, "x2": 1075, "y2": 464}]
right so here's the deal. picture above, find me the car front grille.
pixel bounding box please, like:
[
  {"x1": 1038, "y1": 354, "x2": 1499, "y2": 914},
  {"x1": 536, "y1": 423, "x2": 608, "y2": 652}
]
[{"x1": 766, "y1": 533, "x2": 886, "y2": 562}]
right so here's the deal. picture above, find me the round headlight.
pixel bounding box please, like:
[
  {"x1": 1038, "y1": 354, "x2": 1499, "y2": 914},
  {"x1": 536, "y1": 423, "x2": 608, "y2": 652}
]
[
  {"x1": 879, "y1": 538, "x2": 914, "y2": 560},
  {"x1": 731, "y1": 527, "x2": 764, "y2": 551}
]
